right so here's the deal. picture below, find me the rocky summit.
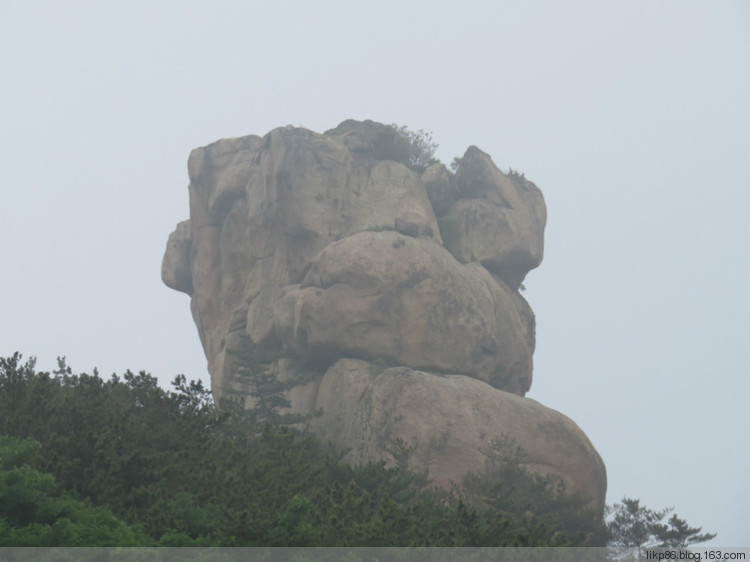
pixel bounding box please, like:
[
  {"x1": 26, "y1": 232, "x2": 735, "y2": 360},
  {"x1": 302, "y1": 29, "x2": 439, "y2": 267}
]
[{"x1": 162, "y1": 120, "x2": 606, "y2": 516}]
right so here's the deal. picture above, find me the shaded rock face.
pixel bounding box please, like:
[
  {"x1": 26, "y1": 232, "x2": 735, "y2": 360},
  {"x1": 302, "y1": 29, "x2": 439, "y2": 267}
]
[
  {"x1": 276, "y1": 231, "x2": 535, "y2": 393},
  {"x1": 163, "y1": 120, "x2": 605, "y2": 516},
  {"x1": 307, "y1": 360, "x2": 606, "y2": 511}
]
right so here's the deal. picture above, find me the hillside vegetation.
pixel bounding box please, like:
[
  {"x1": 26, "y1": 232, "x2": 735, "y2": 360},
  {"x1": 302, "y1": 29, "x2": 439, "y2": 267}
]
[{"x1": 0, "y1": 353, "x2": 603, "y2": 547}]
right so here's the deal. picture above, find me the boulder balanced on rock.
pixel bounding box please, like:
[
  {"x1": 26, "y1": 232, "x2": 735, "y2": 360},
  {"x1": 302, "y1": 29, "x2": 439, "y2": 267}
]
[{"x1": 162, "y1": 120, "x2": 606, "y2": 518}]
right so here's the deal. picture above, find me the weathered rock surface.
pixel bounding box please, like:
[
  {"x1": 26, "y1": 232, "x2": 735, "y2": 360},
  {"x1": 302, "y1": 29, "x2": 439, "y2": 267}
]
[
  {"x1": 162, "y1": 120, "x2": 606, "y2": 518},
  {"x1": 275, "y1": 231, "x2": 534, "y2": 394},
  {"x1": 440, "y1": 146, "x2": 547, "y2": 290},
  {"x1": 305, "y1": 360, "x2": 606, "y2": 513}
]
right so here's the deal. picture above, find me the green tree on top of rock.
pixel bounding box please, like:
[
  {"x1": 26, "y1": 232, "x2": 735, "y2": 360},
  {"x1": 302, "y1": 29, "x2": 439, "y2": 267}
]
[{"x1": 325, "y1": 120, "x2": 439, "y2": 173}]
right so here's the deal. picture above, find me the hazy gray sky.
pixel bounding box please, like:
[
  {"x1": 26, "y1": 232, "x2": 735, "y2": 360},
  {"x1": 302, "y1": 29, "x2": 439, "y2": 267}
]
[{"x1": 1, "y1": 0, "x2": 748, "y2": 546}]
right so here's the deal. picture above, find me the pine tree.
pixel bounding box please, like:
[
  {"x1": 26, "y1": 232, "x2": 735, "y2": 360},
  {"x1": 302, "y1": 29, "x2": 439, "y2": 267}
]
[
  {"x1": 225, "y1": 334, "x2": 317, "y2": 428},
  {"x1": 607, "y1": 497, "x2": 716, "y2": 559}
]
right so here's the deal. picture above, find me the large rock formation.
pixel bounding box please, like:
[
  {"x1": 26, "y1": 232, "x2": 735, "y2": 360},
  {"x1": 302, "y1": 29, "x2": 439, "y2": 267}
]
[{"x1": 162, "y1": 120, "x2": 606, "y2": 517}]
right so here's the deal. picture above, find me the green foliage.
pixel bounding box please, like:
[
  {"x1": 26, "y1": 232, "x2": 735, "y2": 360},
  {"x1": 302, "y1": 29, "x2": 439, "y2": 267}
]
[
  {"x1": 385, "y1": 437, "x2": 418, "y2": 472},
  {"x1": 0, "y1": 433, "x2": 41, "y2": 470},
  {"x1": 145, "y1": 492, "x2": 223, "y2": 546},
  {"x1": 325, "y1": 120, "x2": 439, "y2": 173},
  {"x1": 0, "y1": 352, "x2": 599, "y2": 546},
  {"x1": 226, "y1": 334, "x2": 295, "y2": 427},
  {"x1": 225, "y1": 334, "x2": 321, "y2": 428},
  {"x1": 0, "y1": 436, "x2": 150, "y2": 546},
  {"x1": 607, "y1": 498, "x2": 665, "y2": 551},
  {"x1": 606, "y1": 497, "x2": 716, "y2": 558},
  {"x1": 389, "y1": 124, "x2": 439, "y2": 173},
  {"x1": 461, "y1": 435, "x2": 605, "y2": 546}
]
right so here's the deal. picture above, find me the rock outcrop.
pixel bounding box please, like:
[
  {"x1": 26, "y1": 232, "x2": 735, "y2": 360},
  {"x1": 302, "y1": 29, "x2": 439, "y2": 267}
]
[{"x1": 162, "y1": 120, "x2": 606, "y2": 517}]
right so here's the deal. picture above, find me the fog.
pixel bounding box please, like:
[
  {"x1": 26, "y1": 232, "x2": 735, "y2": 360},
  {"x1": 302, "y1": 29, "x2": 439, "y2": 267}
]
[{"x1": 1, "y1": 0, "x2": 748, "y2": 546}]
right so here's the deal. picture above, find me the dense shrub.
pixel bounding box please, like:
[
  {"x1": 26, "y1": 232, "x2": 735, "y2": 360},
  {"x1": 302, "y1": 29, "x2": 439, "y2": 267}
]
[{"x1": 0, "y1": 353, "x2": 596, "y2": 546}]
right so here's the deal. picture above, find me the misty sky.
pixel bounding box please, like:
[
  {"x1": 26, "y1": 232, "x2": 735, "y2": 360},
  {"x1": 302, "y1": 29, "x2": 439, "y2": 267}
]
[{"x1": 1, "y1": 0, "x2": 748, "y2": 546}]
